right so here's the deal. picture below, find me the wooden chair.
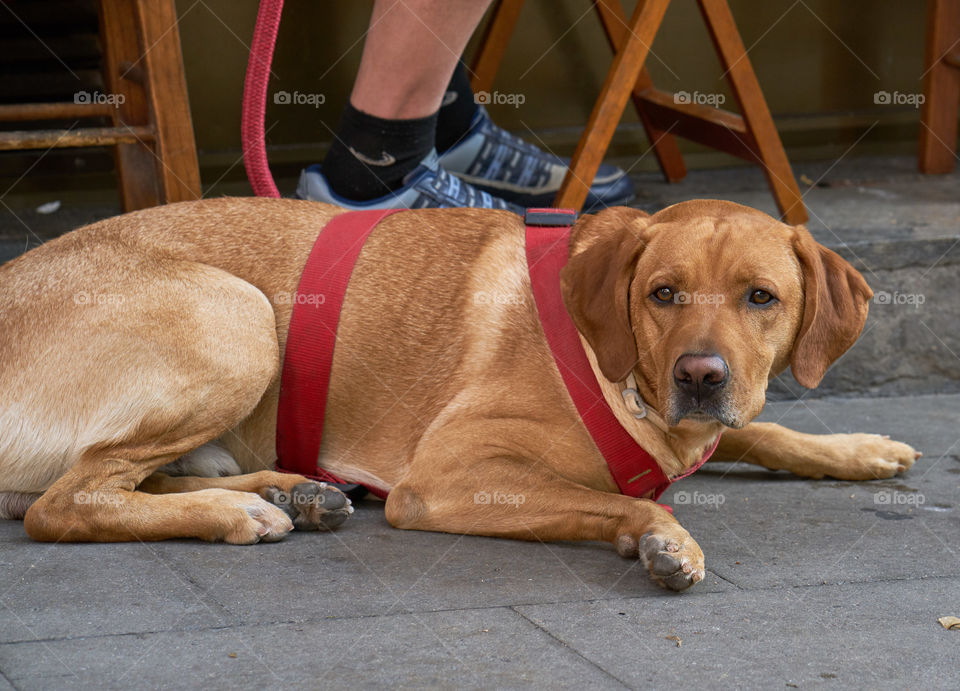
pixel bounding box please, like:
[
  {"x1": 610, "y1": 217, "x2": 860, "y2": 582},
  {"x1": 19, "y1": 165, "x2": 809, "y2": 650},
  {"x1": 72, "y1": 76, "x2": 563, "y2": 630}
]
[
  {"x1": 0, "y1": 0, "x2": 201, "y2": 211},
  {"x1": 472, "y1": 0, "x2": 808, "y2": 224},
  {"x1": 919, "y1": 0, "x2": 960, "y2": 174}
]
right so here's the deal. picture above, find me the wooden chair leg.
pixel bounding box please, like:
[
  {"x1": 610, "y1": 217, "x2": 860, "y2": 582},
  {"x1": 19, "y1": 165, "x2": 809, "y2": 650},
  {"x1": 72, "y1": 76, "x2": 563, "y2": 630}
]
[
  {"x1": 594, "y1": 0, "x2": 686, "y2": 182},
  {"x1": 697, "y1": 0, "x2": 806, "y2": 224},
  {"x1": 470, "y1": 0, "x2": 526, "y2": 94},
  {"x1": 919, "y1": 0, "x2": 960, "y2": 174},
  {"x1": 555, "y1": 0, "x2": 671, "y2": 209},
  {"x1": 100, "y1": 0, "x2": 162, "y2": 211},
  {"x1": 134, "y1": 0, "x2": 201, "y2": 204}
]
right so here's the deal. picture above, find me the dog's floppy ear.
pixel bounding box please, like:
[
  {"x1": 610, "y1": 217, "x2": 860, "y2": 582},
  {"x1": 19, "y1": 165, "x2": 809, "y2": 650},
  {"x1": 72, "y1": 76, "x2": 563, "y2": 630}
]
[
  {"x1": 560, "y1": 208, "x2": 650, "y2": 382},
  {"x1": 790, "y1": 226, "x2": 872, "y2": 388}
]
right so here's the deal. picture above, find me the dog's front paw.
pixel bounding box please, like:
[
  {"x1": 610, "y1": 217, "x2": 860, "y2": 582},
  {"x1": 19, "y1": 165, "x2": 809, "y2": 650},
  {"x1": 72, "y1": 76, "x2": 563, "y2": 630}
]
[
  {"x1": 264, "y1": 482, "x2": 354, "y2": 531},
  {"x1": 823, "y1": 433, "x2": 921, "y2": 481},
  {"x1": 616, "y1": 526, "x2": 705, "y2": 591}
]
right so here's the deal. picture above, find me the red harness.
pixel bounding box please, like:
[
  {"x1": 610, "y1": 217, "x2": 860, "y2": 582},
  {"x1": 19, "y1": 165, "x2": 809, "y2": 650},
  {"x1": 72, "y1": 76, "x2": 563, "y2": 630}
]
[{"x1": 275, "y1": 209, "x2": 718, "y2": 501}]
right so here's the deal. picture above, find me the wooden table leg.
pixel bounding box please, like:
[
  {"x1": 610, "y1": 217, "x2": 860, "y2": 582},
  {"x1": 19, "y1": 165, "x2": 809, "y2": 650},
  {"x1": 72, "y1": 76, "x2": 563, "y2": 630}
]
[
  {"x1": 100, "y1": 0, "x2": 161, "y2": 210},
  {"x1": 594, "y1": 0, "x2": 686, "y2": 183},
  {"x1": 555, "y1": 0, "x2": 671, "y2": 210},
  {"x1": 470, "y1": 0, "x2": 526, "y2": 94},
  {"x1": 134, "y1": 0, "x2": 202, "y2": 204},
  {"x1": 919, "y1": 0, "x2": 960, "y2": 174},
  {"x1": 697, "y1": 0, "x2": 806, "y2": 224}
]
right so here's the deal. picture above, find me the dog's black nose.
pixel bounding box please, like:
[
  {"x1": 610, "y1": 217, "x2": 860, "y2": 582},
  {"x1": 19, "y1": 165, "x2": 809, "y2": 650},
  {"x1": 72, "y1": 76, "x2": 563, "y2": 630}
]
[{"x1": 673, "y1": 354, "x2": 729, "y2": 400}]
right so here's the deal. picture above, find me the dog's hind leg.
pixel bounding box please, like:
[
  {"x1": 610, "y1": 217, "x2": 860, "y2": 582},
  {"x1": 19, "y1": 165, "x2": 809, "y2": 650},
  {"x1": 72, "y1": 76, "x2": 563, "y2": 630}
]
[{"x1": 17, "y1": 261, "x2": 296, "y2": 543}]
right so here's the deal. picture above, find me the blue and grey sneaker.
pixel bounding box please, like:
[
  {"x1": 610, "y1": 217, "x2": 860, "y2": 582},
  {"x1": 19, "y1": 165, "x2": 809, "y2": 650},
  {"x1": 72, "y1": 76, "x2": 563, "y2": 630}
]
[
  {"x1": 438, "y1": 106, "x2": 635, "y2": 212},
  {"x1": 296, "y1": 150, "x2": 522, "y2": 213}
]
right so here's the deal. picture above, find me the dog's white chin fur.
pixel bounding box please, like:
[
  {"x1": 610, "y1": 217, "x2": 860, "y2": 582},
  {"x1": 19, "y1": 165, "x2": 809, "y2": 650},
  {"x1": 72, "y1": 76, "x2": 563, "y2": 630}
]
[{"x1": 159, "y1": 441, "x2": 242, "y2": 478}]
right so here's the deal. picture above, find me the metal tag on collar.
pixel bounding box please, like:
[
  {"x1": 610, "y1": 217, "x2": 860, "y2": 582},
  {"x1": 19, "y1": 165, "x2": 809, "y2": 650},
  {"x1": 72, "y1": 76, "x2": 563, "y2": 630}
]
[
  {"x1": 524, "y1": 208, "x2": 577, "y2": 227},
  {"x1": 621, "y1": 372, "x2": 647, "y2": 419},
  {"x1": 621, "y1": 387, "x2": 647, "y2": 419}
]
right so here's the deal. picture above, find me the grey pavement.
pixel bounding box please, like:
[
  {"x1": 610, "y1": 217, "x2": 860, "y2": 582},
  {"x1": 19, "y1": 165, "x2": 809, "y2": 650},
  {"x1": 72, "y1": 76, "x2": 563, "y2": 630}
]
[
  {"x1": 1, "y1": 155, "x2": 959, "y2": 688},
  {"x1": 1, "y1": 393, "x2": 958, "y2": 689}
]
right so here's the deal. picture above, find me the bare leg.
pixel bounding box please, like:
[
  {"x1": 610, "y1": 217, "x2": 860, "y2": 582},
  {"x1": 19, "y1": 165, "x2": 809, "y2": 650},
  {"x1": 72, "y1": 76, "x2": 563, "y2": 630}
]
[
  {"x1": 713, "y1": 422, "x2": 920, "y2": 481},
  {"x1": 351, "y1": 0, "x2": 494, "y2": 119}
]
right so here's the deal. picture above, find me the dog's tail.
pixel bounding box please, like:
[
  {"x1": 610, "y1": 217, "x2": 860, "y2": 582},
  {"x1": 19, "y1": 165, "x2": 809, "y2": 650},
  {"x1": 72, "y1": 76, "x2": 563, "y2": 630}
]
[{"x1": 0, "y1": 492, "x2": 39, "y2": 520}]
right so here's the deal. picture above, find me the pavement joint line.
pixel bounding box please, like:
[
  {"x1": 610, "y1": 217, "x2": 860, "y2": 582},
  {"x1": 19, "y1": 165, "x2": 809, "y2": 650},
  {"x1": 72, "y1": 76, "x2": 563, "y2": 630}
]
[
  {"x1": 7, "y1": 572, "x2": 960, "y2": 648},
  {"x1": 509, "y1": 606, "x2": 634, "y2": 690}
]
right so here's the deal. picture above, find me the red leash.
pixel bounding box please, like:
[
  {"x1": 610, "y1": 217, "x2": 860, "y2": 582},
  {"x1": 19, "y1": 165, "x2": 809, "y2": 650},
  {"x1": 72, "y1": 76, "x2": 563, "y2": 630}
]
[{"x1": 242, "y1": 0, "x2": 284, "y2": 198}]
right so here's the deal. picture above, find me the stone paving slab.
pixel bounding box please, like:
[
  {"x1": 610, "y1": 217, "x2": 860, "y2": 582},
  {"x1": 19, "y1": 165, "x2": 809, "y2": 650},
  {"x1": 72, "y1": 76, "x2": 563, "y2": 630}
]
[
  {"x1": 0, "y1": 607, "x2": 620, "y2": 690},
  {"x1": 515, "y1": 577, "x2": 960, "y2": 690},
  {"x1": 0, "y1": 537, "x2": 233, "y2": 644}
]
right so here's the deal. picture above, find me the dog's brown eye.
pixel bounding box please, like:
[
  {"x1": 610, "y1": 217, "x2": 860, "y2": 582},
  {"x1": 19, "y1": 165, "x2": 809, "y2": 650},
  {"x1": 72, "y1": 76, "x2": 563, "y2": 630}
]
[
  {"x1": 653, "y1": 287, "x2": 674, "y2": 303},
  {"x1": 749, "y1": 289, "x2": 774, "y2": 305}
]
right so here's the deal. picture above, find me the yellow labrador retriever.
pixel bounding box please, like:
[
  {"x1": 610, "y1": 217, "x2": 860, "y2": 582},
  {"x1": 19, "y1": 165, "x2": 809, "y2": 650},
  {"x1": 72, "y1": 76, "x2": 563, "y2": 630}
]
[{"x1": 0, "y1": 198, "x2": 918, "y2": 591}]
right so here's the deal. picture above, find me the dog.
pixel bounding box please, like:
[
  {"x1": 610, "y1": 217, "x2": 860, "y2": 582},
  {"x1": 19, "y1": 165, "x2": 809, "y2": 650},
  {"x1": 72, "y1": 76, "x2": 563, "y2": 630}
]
[{"x1": 0, "y1": 198, "x2": 918, "y2": 591}]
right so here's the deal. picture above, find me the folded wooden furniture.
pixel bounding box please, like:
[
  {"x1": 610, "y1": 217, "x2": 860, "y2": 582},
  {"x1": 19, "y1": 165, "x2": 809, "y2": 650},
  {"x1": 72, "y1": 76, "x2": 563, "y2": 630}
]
[
  {"x1": 919, "y1": 0, "x2": 960, "y2": 174},
  {"x1": 0, "y1": 0, "x2": 200, "y2": 210},
  {"x1": 472, "y1": 0, "x2": 808, "y2": 224}
]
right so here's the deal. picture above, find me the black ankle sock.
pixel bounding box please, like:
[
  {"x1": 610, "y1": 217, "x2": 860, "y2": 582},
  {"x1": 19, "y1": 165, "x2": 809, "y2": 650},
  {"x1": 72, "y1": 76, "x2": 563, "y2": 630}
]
[
  {"x1": 435, "y1": 62, "x2": 480, "y2": 153},
  {"x1": 321, "y1": 103, "x2": 437, "y2": 201}
]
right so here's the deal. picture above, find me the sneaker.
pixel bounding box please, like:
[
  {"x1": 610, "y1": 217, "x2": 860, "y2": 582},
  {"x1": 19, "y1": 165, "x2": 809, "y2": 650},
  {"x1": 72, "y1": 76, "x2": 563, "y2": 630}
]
[
  {"x1": 296, "y1": 150, "x2": 522, "y2": 213},
  {"x1": 438, "y1": 106, "x2": 635, "y2": 212}
]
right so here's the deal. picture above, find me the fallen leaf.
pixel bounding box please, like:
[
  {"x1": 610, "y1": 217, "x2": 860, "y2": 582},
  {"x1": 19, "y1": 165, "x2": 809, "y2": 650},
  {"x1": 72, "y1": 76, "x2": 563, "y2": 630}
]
[
  {"x1": 938, "y1": 616, "x2": 960, "y2": 630},
  {"x1": 800, "y1": 174, "x2": 815, "y2": 186},
  {"x1": 228, "y1": 652, "x2": 238, "y2": 658},
  {"x1": 665, "y1": 635, "x2": 682, "y2": 647}
]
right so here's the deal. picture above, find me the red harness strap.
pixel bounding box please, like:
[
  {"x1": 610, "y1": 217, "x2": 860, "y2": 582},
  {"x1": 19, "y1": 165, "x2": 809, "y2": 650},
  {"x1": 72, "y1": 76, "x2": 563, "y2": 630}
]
[
  {"x1": 276, "y1": 208, "x2": 718, "y2": 502},
  {"x1": 526, "y1": 211, "x2": 694, "y2": 501},
  {"x1": 275, "y1": 208, "x2": 398, "y2": 498}
]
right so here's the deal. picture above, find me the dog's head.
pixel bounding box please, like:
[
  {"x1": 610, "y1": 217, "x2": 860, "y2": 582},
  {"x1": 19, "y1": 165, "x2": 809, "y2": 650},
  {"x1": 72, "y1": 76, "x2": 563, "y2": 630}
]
[{"x1": 560, "y1": 201, "x2": 871, "y2": 429}]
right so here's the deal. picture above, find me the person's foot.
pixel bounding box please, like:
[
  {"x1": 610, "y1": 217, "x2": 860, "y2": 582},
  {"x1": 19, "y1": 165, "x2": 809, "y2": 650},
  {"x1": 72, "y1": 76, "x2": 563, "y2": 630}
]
[
  {"x1": 438, "y1": 106, "x2": 635, "y2": 212},
  {"x1": 296, "y1": 150, "x2": 522, "y2": 213}
]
